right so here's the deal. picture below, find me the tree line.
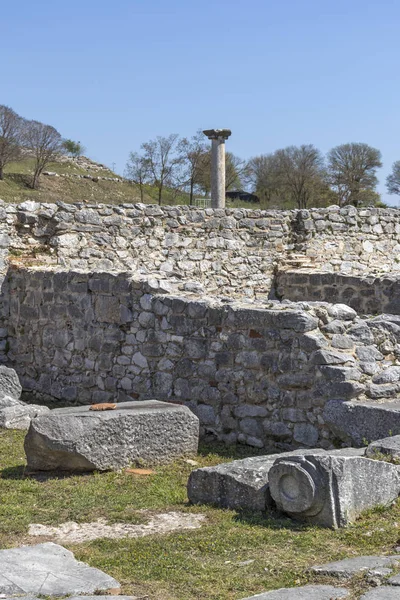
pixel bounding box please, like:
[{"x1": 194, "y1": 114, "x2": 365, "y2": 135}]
[
  {"x1": 126, "y1": 132, "x2": 400, "y2": 208},
  {"x1": 0, "y1": 105, "x2": 84, "y2": 189}
]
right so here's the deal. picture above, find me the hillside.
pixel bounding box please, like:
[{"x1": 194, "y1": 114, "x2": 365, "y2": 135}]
[{"x1": 0, "y1": 155, "x2": 191, "y2": 206}]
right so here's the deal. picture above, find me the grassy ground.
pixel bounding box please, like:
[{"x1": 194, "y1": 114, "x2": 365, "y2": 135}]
[{"x1": 1, "y1": 431, "x2": 400, "y2": 599}]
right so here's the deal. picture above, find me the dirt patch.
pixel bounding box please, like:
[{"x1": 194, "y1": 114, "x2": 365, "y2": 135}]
[{"x1": 28, "y1": 511, "x2": 206, "y2": 543}]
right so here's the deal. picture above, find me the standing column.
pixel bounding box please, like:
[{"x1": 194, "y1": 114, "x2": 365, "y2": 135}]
[{"x1": 203, "y1": 129, "x2": 232, "y2": 208}]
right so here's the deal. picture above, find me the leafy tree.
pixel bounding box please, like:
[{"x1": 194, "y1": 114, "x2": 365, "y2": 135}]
[
  {"x1": 23, "y1": 120, "x2": 63, "y2": 189},
  {"x1": 327, "y1": 143, "x2": 382, "y2": 207},
  {"x1": 141, "y1": 134, "x2": 182, "y2": 205},
  {"x1": 0, "y1": 105, "x2": 22, "y2": 180},
  {"x1": 62, "y1": 139, "x2": 85, "y2": 157},
  {"x1": 125, "y1": 152, "x2": 150, "y2": 202},
  {"x1": 386, "y1": 161, "x2": 400, "y2": 197},
  {"x1": 178, "y1": 130, "x2": 208, "y2": 205}
]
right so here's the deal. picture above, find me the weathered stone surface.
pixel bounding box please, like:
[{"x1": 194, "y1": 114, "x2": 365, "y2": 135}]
[
  {"x1": 324, "y1": 400, "x2": 400, "y2": 445},
  {"x1": 188, "y1": 455, "x2": 276, "y2": 511},
  {"x1": 311, "y1": 555, "x2": 400, "y2": 577},
  {"x1": 25, "y1": 400, "x2": 199, "y2": 471},
  {"x1": 239, "y1": 585, "x2": 349, "y2": 599},
  {"x1": 0, "y1": 404, "x2": 50, "y2": 430},
  {"x1": 360, "y1": 588, "x2": 400, "y2": 599},
  {"x1": 0, "y1": 542, "x2": 119, "y2": 595},
  {"x1": 0, "y1": 366, "x2": 22, "y2": 400},
  {"x1": 366, "y1": 435, "x2": 400, "y2": 459},
  {"x1": 269, "y1": 452, "x2": 400, "y2": 527}
]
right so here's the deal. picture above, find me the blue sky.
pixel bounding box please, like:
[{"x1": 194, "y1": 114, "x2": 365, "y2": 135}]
[{"x1": 2, "y1": 0, "x2": 399, "y2": 204}]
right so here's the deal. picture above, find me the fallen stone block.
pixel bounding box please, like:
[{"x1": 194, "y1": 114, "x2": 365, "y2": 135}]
[
  {"x1": 239, "y1": 584, "x2": 349, "y2": 599},
  {"x1": 188, "y1": 448, "x2": 364, "y2": 513},
  {"x1": 310, "y1": 555, "x2": 400, "y2": 577},
  {"x1": 0, "y1": 542, "x2": 119, "y2": 595},
  {"x1": 366, "y1": 435, "x2": 400, "y2": 459},
  {"x1": 323, "y1": 399, "x2": 400, "y2": 445},
  {"x1": 360, "y1": 588, "x2": 400, "y2": 599},
  {"x1": 188, "y1": 455, "x2": 276, "y2": 511},
  {"x1": 25, "y1": 400, "x2": 199, "y2": 471},
  {"x1": 268, "y1": 453, "x2": 400, "y2": 527}
]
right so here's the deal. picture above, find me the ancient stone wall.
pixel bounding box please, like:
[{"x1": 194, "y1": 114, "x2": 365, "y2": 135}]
[
  {"x1": 5, "y1": 267, "x2": 400, "y2": 450},
  {"x1": 293, "y1": 205, "x2": 400, "y2": 275}
]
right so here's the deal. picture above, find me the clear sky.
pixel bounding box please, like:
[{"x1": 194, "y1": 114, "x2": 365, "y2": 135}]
[{"x1": 2, "y1": 0, "x2": 399, "y2": 204}]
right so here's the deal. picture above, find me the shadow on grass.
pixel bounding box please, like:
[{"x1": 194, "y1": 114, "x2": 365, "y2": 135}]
[
  {"x1": 233, "y1": 508, "x2": 311, "y2": 532},
  {"x1": 1, "y1": 464, "x2": 94, "y2": 481}
]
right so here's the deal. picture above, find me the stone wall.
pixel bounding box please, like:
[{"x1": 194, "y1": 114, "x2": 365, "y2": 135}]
[
  {"x1": 3, "y1": 201, "x2": 293, "y2": 299},
  {"x1": 293, "y1": 205, "x2": 400, "y2": 275},
  {"x1": 5, "y1": 267, "x2": 400, "y2": 450},
  {"x1": 276, "y1": 271, "x2": 400, "y2": 315}
]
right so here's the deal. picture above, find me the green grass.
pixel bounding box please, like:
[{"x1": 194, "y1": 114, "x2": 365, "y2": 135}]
[{"x1": 0, "y1": 431, "x2": 400, "y2": 599}]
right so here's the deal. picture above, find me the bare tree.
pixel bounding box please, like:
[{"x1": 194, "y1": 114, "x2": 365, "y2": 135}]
[
  {"x1": 327, "y1": 143, "x2": 382, "y2": 207},
  {"x1": 178, "y1": 130, "x2": 208, "y2": 205},
  {"x1": 23, "y1": 120, "x2": 63, "y2": 189},
  {"x1": 274, "y1": 145, "x2": 326, "y2": 209},
  {"x1": 141, "y1": 134, "x2": 182, "y2": 205},
  {"x1": 386, "y1": 161, "x2": 400, "y2": 197},
  {"x1": 125, "y1": 152, "x2": 150, "y2": 202},
  {"x1": 225, "y1": 152, "x2": 251, "y2": 191},
  {"x1": 0, "y1": 105, "x2": 22, "y2": 180}
]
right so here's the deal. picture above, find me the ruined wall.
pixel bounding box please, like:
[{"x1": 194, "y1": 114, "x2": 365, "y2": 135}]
[
  {"x1": 294, "y1": 205, "x2": 400, "y2": 275},
  {"x1": 4, "y1": 201, "x2": 293, "y2": 299},
  {"x1": 277, "y1": 271, "x2": 400, "y2": 315},
  {"x1": 5, "y1": 267, "x2": 400, "y2": 450}
]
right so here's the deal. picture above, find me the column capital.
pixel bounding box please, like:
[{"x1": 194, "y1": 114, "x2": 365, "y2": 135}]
[{"x1": 203, "y1": 128, "x2": 232, "y2": 141}]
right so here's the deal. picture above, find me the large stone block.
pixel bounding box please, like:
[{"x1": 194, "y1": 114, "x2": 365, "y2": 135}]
[
  {"x1": 268, "y1": 452, "x2": 400, "y2": 528},
  {"x1": 323, "y1": 399, "x2": 400, "y2": 445},
  {"x1": 25, "y1": 400, "x2": 199, "y2": 471},
  {"x1": 188, "y1": 449, "x2": 327, "y2": 511}
]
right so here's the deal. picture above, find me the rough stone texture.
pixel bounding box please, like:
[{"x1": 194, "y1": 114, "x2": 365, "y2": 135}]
[
  {"x1": 4, "y1": 267, "x2": 399, "y2": 450},
  {"x1": 360, "y1": 589, "x2": 400, "y2": 599},
  {"x1": 1, "y1": 204, "x2": 400, "y2": 449},
  {"x1": 0, "y1": 542, "x2": 119, "y2": 595},
  {"x1": 310, "y1": 555, "x2": 400, "y2": 577},
  {"x1": 366, "y1": 435, "x2": 400, "y2": 459},
  {"x1": 0, "y1": 403, "x2": 49, "y2": 429},
  {"x1": 239, "y1": 585, "x2": 349, "y2": 599},
  {"x1": 24, "y1": 400, "x2": 199, "y2": 471},
  {"x1": 277, "y1": 271, "x2": 400, "y2": 316},
  {"x1": 323, "y1": 400, "x2": 400, "y2": 446},
  {"x1": 188, "y1": 455, "x2": 276, "y2": 511},
  {"x1": 269, "y1": 453, "x2": 400, "y2": 527},
  {"x1": 0, "y1": 365, "x2": 22, "y2": 400}
]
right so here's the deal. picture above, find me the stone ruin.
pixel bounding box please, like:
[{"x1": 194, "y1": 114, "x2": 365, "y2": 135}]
[{"x1": 2, "y1": 201, "x2": 400, "y2": 524}]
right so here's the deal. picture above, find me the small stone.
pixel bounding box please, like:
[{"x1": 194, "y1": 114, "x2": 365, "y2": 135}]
[{"x1": 311, "y1": 555, "x2": 400, "y2": 578}]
